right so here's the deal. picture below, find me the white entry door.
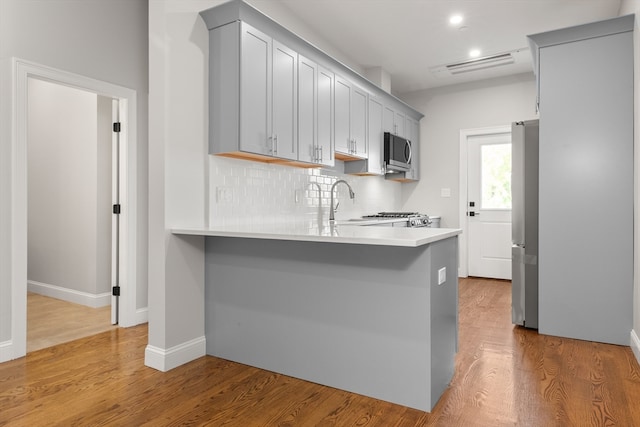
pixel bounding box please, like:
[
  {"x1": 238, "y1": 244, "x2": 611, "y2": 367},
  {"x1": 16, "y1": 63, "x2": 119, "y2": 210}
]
[{"x1": 467, "y1": 131, "x2": 512, "y2": 279}]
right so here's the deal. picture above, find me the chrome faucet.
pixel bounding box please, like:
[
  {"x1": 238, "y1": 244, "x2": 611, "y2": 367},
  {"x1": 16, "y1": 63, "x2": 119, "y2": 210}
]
[{"x1": 329, "y1": 180, "x2": 355, "y2": 221}]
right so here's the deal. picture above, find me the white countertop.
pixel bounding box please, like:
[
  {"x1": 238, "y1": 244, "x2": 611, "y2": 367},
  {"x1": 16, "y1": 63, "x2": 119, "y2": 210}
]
[{"x1": 172, "y1": 221, "x2": 461, "y2": 247}]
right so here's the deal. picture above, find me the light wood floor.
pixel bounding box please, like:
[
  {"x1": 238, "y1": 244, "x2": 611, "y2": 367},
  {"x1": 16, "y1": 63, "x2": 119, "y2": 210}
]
[
  {"x1": 3, "y1": 278, "x2": 640, "y2": 426},
  {"x1": 27, "y1": 292, "x2": 116, "y2": 352}
]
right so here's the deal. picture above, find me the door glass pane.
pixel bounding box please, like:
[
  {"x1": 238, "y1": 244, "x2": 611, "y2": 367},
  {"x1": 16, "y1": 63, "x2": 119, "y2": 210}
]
[{"x1": 481, "y1": 143, "x2": 512, "y2": 209}]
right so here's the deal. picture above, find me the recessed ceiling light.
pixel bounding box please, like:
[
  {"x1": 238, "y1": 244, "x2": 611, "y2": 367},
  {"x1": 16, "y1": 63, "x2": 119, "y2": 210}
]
[
  {"x1": 469, "y1": 49, "x2": 481, "y2": 58},
  {"x1": 449, "y1": 14, "x2": 463, "y2": 25}
]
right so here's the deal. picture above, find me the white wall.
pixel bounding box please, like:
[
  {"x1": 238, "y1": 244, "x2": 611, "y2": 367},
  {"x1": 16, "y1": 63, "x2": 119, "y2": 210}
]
[
  {"x1": 27, "y1": 78, "x2": 111, "y2": 301},
  {"x1": 0, "y1": 0, "x2": 148, "y2": 347},
  {"x1": 398, "y1": 73, "x2": 537, "y2": 227},
  {"x1": 618, "y1": 0, "x2": 640, "y2": 358}
]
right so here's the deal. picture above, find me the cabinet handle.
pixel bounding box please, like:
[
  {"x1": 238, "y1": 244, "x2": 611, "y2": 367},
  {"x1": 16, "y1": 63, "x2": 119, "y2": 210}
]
[
  {"x1": 273, "y1": 134, "x2": 278, "y2": 155},
  {"x1": 268, "y1": 135, "x2": 274, "y2": 153},
  {"x1": 319, "y1": 146, "x2": 323, "y2": 162}
]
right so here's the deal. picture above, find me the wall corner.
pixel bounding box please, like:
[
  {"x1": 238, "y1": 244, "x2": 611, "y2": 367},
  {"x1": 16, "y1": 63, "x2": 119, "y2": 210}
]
[
  {"x1": 144, "y1": 335, "x2": 206, "y2": 372},
  {"x1": 630, "y1": 330, "x2": 640, "y2": 365}
]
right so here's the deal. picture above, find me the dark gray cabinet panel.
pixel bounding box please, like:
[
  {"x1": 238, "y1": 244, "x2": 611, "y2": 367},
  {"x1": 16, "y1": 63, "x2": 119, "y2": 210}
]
[{"x1": 530, "y1": 15, "x2": 633, "y2": 345}]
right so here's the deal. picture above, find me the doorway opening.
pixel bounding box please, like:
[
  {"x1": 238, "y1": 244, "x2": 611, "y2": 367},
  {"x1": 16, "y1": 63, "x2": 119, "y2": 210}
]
[
  {"x1": 26, "y1": 78, "x2": 119, "y2": 352},
  {"x1": 458, "y1": 125, "x2": 512, "y2": 279},
  {"x1": 8, "y1": 58, "x2": 139, "y2": 361}
]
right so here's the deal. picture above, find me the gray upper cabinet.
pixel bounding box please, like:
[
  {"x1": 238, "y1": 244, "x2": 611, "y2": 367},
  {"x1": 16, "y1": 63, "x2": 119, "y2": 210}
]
[
  {"x1": 317, "y1": 66, "x2": 335, "y2": 166},
  {"x1": 351, "y1": 85, "x2": 368, "y2": 158},
  {"x1": 210, "y1": 21, "x2": 297, "y2": 161},
  {"x1": 239, "y1": 23, "x2": 271, "y2": 157},
  {"x1": 403, "y1": 117, "x2": 420, "y2": 181},
  {"x1": 297, "y1": 54, "x2": 316, "y2": 164},
  {"x1": 344, "y1": 94, "x2": 385, "y2": 175},
  {"x1": 383, "y1": 105, "x2": 394, "y2": 134},
  {"x1": 335, "y1": 75, "x2": 368, "y2": 160},
  {"x1": 394, "y1": 111, "x2": 406, "y2": 137},
  {"x1": 272, "y1": 40, "x2": 298, "y2": 161},
  {"x1": 334, "y1": 76, "x2": 352, "y2": 157},
  {"x1": 383, "y1": 104, "x2": 406, "y2": 137},
  {"x1": 365, "y1": 95, "x2": 385, "y2": 175},
  {"x1": 298, "y1": 56, "x2": 334, "y2": 166},
  {"x1": 200, "y1": 0, "x2": 422, "y2": 175}
]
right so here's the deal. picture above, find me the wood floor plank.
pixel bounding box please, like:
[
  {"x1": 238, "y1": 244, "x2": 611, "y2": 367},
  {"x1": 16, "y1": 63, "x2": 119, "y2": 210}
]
[
  {"x1": 3, "y1": 278, "x2": 640, "y2": 426},
  {"x1": 27, "y1": 292, "x2": 116, "y2": 352}
]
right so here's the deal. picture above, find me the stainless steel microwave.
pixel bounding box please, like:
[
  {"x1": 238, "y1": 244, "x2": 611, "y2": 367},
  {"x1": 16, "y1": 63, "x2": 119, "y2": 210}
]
[{"x1": 384, "y1": 132, "x2": 412, "y2": 172}]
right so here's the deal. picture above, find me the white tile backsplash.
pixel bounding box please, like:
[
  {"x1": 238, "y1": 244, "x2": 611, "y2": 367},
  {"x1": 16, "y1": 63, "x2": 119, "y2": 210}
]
[{"x1": 208, "y1": 156, "x2": 402, "y2": 226}]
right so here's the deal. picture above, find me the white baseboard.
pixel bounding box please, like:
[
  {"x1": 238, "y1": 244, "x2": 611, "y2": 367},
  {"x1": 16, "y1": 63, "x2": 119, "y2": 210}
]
[
  {"x1": 0, "y1": 340, "x2": 14, "y2": 363},
  {"x1": 135, "y1": 307, "x2": 148, "y2": 325},
  {"x1": 28, "y1": 280, "x2": 111, "y2": 308},
  {"x1": 631, "y1": 330, "x2": 640, "y2": 365},
  {"x1": 144, "y1": 336, "x2": 206, "y2": 372}
]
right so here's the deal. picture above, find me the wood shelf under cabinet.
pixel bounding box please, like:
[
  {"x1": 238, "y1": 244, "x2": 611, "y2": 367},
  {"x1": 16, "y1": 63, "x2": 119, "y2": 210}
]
[{"x1": 215, "y1": 152, "x2": 322, "y2": 169}]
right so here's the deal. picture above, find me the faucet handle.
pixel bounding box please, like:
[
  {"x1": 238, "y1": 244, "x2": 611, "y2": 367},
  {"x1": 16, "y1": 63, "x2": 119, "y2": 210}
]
[{"x1": 334, "y1": 201, "x2": 340, "y2": 212}]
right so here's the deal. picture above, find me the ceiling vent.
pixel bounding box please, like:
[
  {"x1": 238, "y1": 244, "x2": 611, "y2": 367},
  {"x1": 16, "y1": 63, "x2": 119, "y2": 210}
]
[
  {"x1": 430, "y1": 48, "x2": 528, "y2": 78},
  {"x1": 446, "y1": 52, "x2": 514, "y2": 74}
]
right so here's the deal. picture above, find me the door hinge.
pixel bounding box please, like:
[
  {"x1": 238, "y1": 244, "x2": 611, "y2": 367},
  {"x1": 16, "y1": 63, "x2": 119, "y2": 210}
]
[
  {"x1": 113, "y1": 122, "x2": 121, "y2": 133},
  {"x1": 113, "y1": 204, "x2": 121, "y2": 214},
  {"x1": 112, "y1": 286, "x2": 121, "y2": 296}
]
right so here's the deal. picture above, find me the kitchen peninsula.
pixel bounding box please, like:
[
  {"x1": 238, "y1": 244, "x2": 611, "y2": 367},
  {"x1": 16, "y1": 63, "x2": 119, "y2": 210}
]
[{"x1": 173, "y1": 224, "x2": 461, "y2": 412}]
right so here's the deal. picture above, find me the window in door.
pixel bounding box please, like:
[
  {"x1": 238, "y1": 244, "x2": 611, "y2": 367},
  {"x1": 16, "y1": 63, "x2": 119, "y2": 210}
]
[{"x1": 481, "y1": 143, "x2": 512, "y2": 210}]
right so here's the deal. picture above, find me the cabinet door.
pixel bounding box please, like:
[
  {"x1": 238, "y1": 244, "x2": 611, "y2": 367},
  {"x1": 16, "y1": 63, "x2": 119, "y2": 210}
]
[
  {"x1": 351, "y1": 86, "x2": 368, "y2": 157},
  {"x1": 383, "y1": 105, "x2": 394, "y2": 133},
  {"x1": 317, "y1": 66, "x2": 334, "y2": 166},
  {"x1": 406, "y1": 117, "x2": 420, "y2": 180},
  {"x1": 537, "y1": 31, "x2": 633, "y2": 345},
  {"x1": 334, "y1": 76, "x2": 351, "y2": 154},
  {"x1": 367, "y1": 96, "x2": 385, "y2": 175},
  {"x1": 298, "y1": 54, "x2": 316, "y2": 164},
  {"x1": 272, "y1": 40, "x2": 297, "y2": 160},
  {"x1": 394, "y1": 110, "x2": 406, "y2": 137},
  {"x1": 240, "y1": 23, "x2": 272, "y2": 156}
]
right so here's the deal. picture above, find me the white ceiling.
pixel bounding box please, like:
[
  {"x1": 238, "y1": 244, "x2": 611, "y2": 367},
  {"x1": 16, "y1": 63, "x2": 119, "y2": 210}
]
[{"x1": 270, "y1": 0, "x2": 622, "y2": 94}]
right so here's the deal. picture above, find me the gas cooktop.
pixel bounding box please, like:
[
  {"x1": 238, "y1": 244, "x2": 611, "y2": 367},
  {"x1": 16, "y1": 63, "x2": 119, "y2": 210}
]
[
  {"x1": 362, "y1": 212, "x2": 422, "y2": 218},
  {"x1": 362, "y1": 212, "x2": 432, "y2": 228}
]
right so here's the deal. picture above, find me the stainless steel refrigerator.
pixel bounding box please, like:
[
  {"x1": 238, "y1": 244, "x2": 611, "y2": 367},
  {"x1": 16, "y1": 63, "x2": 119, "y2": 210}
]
[{"x1": 511, "y1": 119, "x2": 538, "y2": 329}]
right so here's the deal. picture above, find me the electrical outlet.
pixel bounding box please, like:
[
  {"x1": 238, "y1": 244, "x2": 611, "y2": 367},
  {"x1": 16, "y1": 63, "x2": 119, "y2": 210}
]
[
  {"x1": 441, "y1": 188, "x2": 451, "y2": 198},
  {"x1": 438, "y1": 267, "x2": 446, "y2": 285},
  {"x1": 216, "y1": 186, "x2": 233, "y2": 204}
]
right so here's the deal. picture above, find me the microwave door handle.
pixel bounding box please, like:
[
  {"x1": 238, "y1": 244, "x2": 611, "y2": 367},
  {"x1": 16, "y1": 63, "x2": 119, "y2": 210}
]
[{"x1": 405, "y1": 140, "x2": 412, "y2": 164}]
